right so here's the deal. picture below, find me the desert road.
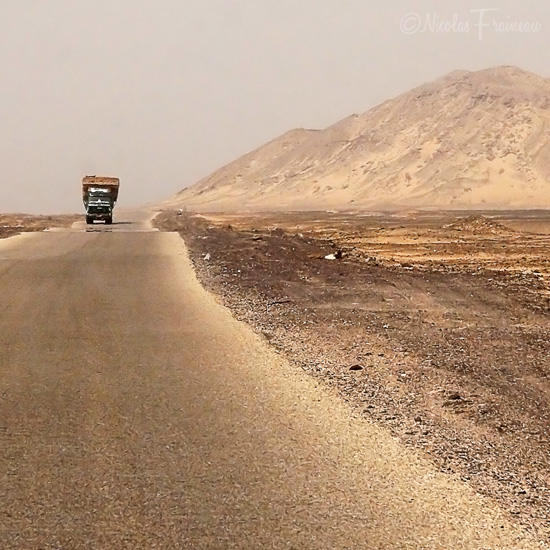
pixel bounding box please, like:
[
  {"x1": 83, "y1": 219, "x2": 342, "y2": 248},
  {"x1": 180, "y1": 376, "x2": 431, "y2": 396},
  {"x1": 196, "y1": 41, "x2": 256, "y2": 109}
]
[{"x1": 0, "y1": 212, "x2": 542, "y2": 549}]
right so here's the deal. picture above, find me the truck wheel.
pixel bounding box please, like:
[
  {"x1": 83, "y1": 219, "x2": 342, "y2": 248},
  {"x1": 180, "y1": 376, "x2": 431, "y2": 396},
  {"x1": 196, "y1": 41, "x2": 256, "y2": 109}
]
[
  {"x1": 86, "y1": 216, "x2": 93, "y2": 224},
  {"x1": 105, "y1": 217, "x2": 113, "y2": 225}
]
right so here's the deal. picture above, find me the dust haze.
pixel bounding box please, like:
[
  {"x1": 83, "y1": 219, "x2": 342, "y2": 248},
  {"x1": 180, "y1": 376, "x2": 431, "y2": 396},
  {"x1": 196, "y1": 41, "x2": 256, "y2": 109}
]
[{"x1": 1, "y1": 0, "x2": 549, "y2": 213}]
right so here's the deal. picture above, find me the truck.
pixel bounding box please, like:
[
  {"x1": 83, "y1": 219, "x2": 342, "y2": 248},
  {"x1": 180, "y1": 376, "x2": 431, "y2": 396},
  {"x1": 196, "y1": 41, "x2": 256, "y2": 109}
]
[{"x1": 82, "y1": 176, "x2": 120, "y2": 225}]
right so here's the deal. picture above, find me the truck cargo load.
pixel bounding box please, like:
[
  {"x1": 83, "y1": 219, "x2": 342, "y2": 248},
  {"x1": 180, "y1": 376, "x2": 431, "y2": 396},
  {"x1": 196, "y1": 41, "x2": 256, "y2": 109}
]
[{"x1": 82, "y1": 176, "x2": 120, "y2": 225}]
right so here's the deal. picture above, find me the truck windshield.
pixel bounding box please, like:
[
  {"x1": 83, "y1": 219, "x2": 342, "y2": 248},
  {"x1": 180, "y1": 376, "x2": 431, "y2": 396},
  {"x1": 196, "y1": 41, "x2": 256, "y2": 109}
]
[{"x1": 89, "y1": 188, "x2": 111, "y2": 197}]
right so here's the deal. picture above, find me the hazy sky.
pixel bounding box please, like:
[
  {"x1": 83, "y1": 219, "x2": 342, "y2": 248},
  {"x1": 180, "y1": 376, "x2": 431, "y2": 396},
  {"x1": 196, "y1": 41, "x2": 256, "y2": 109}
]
[{"x1": 1, "y1": 0, "x2": 549, "y2": 213}]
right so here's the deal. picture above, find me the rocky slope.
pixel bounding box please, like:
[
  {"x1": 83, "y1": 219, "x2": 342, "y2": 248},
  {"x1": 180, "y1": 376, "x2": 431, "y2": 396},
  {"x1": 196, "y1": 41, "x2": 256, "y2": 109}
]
[{"x1": 166, "y1": 66, "x2": 550, "y2": 211}]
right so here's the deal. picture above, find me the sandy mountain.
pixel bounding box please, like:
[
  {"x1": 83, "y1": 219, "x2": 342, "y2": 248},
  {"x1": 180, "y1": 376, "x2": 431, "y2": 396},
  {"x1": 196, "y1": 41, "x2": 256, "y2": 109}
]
[{"x1": 166, "y1": 66, "x2": 550, "y2": 211}]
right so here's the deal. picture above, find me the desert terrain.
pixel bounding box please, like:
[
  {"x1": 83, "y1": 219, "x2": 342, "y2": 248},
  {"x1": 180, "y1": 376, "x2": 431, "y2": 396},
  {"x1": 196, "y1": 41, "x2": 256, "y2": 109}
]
[
  {"x1": 0, "y1": 214, "x2": 80, "y2": 239},
  {"x1": 2, "y1": 212, "x2": 542, "y2": 548},
  {"x1": 155, "y1": 208, "x2": 550, "y2": 542},
  {"x1": 5, "y1": 60, "x2": 550, "y2": 546}
]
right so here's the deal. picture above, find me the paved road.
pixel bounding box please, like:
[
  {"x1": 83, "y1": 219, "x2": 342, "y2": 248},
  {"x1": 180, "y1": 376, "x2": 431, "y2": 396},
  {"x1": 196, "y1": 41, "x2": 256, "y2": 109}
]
[{"x1": 0, "y1": 212, "x2": 542, "y2": 549}]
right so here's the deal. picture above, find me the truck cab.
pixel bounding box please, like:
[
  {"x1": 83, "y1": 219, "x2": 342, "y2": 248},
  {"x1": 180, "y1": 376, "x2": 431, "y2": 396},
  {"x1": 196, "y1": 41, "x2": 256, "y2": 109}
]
[{"x1": 82, "y1": 176, "x2": 120, "y2": 225}]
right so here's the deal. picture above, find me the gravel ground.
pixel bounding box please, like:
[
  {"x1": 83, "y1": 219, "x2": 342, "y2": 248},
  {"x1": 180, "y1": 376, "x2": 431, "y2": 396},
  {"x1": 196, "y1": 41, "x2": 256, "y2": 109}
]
[
  {"x1": 155, "y1": 209, "x2": 550, "y2": 543},
  {"x1": 0, "y1": 214, "x2": 80, "y2": 239}
]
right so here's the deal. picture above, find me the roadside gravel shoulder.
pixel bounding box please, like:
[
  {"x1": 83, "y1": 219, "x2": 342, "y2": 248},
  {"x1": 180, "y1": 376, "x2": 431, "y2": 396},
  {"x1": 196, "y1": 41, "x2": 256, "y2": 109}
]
[{"x1": 155, "y1": 210, "x2": 550, "y2": 546}]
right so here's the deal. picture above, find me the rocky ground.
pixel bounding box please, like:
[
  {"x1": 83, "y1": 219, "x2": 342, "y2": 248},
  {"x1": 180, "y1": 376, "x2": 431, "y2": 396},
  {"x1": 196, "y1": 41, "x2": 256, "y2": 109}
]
[
  {"x1": 0, "y1": 214, "x2": 80, "y2": 239},
  {"x1": 155, "y1": 209, "x2": 550, "y2": 542}
]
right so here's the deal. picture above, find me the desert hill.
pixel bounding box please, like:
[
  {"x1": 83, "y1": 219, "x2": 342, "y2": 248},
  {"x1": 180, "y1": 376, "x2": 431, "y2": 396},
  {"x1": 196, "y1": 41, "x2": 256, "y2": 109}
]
[{"x1": 166, "y1": 66, "x2": 550, "y2": 211}]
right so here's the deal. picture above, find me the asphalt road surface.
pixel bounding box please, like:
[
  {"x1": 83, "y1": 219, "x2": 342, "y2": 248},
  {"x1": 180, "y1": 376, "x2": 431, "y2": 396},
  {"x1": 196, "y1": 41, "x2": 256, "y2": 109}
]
[{"x1": 0, "y1": 212, "x2": 543, "y2": 549}]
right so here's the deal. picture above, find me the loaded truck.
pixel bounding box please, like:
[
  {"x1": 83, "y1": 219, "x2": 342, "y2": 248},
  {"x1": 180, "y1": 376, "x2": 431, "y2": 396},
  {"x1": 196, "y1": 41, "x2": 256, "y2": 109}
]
[{"x1": 82, "y1": 176, "x2": 120, "y2": 224}]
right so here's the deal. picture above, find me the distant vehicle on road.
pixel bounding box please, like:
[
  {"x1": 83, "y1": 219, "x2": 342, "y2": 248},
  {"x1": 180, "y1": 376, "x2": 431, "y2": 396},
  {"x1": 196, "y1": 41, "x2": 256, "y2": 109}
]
[{"x1": 82, "y1": 176, "x2": 120, "y2": 225}]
